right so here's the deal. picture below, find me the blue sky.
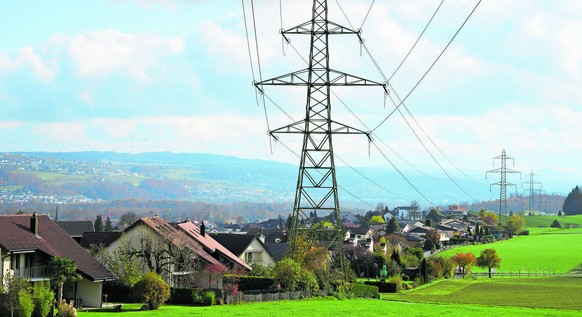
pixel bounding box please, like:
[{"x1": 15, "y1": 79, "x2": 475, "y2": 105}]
[{"x1": 1, "y1": 0, "x2": 582, "y2": 199}]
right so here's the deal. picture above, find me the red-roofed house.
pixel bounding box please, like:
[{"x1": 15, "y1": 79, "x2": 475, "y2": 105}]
[
  {"x1": 0, "y1": 213, "x2": 113, "y2": 307},
  {"x1": 176, "y1": 220, "x2": 251, "y2": 273},
  {"x1": 104, "y1": 216, "x2": 229, "y2": 289}
]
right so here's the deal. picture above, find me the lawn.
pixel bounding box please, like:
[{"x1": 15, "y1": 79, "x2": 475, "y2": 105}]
[
  {"x1": 383, "y1": 276, "x2": 582, "y2": 310},
  {"x1": 81, "y1": 295, "x2": 582, "y2": 317},
  {"x1": 525, "y1": 214, "x2": 582, "y2": 228},
  {"x1": 438, "y1": 229, "x2": 582, "y2": 273}
]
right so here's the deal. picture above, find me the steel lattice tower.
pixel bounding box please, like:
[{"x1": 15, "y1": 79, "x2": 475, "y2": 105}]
[
  {"x1": 486, "y1": 149, "x2": 521, "y2": 224},
  {"x1": 255, "y1": 0, "x2": 385, "y2": 277},
  {"x1": 523, "y1": 170, "x2": 542, "y2": 214}
]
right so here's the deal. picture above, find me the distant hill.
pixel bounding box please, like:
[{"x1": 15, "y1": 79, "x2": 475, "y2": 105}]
[{"x1": 0, "y1": 151, "x2": 566, "y2": 213}]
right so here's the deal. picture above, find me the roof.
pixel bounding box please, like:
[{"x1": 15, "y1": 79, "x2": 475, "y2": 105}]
[
  {"x1": 210, "y1": 233, "x2": 255, "y2": 257},
  {"x1": 264, "y1": 242, "x2": 288, "y2": 262},
  {"x1": 176, "y1": 221, "x2": 251, "y2": 271},
  {"x1": 80, "y1": 232, "x2": 121, "y2": 249},
  {"x1": 56, "y1": 220, "x2": 95, "y2": 237},
  {"x1": 0, "y1": 214, "x2": 113, "y2": 281},
  {"x1": 125, "y1": 217, "x2": 226, "y2": 270}
]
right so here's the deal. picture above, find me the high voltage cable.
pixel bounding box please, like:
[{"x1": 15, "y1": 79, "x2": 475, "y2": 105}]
[
  {"x1": 276, "y1": 139, "x2": 376, "y2": 210},
  {"x1": 360, "y1": 0, "x2": 376, "y2": 30},
  {"x1": 387, "y1": 0, "x2": 444, "y2": 82},
  {"x1": 371, "y1": 141, "x2": 435, "y2": 207},
  {"x1": 372, "y1": 0, "x2": 483, "y2": 132},
  {"x1": 334, "y1": 0, "x2": 481, "y2": 199}
]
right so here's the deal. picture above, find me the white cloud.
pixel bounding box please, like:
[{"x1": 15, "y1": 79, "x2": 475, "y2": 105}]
[
  {"x1": 0, "y1": 46, "x2": 56, "y2": 81},
  {"x1": 68, "y1": 29, "x2": 184, "y2": 80}
]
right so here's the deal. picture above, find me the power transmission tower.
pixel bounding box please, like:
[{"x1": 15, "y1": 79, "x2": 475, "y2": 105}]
[
  {"x1": 255, "y1": 0, "x2": 386, "y2": 277},
  {"x1": 486, "y1": 149, "x2": 521, "y2": 225},
  {"x1": 522, "y1": 170, "x2": 542, "y2": 215}
]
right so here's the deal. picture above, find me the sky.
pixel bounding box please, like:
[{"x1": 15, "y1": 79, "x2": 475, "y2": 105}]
[{"x1": 1, "y1": 0, "x2": 582, "y2": 200}]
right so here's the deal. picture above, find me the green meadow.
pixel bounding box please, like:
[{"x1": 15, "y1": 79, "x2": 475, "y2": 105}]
[
  {"x1": 439, "y1": 227, "x2": 582, "y2": 273},
  {"x1": 525, "y1": 214, "x2": 582, "y2": 228}
]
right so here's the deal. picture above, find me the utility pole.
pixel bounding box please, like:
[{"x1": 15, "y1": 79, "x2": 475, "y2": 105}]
[
  {"x1": 486, "y1": 149, "x2": 521, "y2": 225},
  {"x1": 255, "y1": 0, "x2": 386, "y2": 278},
  {"x1": 522, "y1": 170, "x2": 542, "y2": 215}
]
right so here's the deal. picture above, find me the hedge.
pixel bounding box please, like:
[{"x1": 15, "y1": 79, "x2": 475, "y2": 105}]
[
  {"x1": 350, "y1": 284, "x2": 379, "y2": 299},
  {"x1": 224, "y1": 275, "x2": 275, "y2": 291},
  {"x1": 102, "y1": 282, "x2": 137, "y2": 303},
  {"x1": 363, "y1": 281, "x2": 397, "y2": 293}
]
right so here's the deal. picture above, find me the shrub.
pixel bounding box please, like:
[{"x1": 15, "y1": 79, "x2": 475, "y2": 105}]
[
  {"x1": 297, "y1": 270, "x2": 319, "y2": 295},
  {"x1": 363, "y1": 281, "x2": 397, "y2": 293},
  {"x1": 168, "y1": 288, "x2": 194, "y2": 305},
  {"x1": 133, "y1": 272, "x2": 170, "y2": 310},
  {"x1": 390, "y1": 275, "x2": 403, "y2": 291},
  {"x1": 230, "y1": 276, "x2": 275, "y2": 291},
  {"x1": 272, "y1": 258, "x2": 301, "y2": 291},
  {"x1": 32, "y1": 281, "x2": 54, "y2": 317},
  {"x1": 551, "y1": 219, "x2": 562, "y2": 228},
  {"x1": 18, "y1": 289, "x2": 34, "y2": 317},
  {"x1": 249, "y1": 263, "x2": 273, "y2": 277},
  {"x1": 102, "y1": 282, "x2": 136, "y2": 303},
  {"x1": 351, "y1": 284, "x2": 379, "y2": 298},
  {"x1": 191, "y1": 289, "x2": 216, "y2": 306}
]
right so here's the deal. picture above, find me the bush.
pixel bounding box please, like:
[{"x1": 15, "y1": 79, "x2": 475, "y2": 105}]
[
  {"x1": 297, "y1": 270, "x2": 319, "y2": 295},
  {"x1": 32, "y1": 282, "x2": 53, "y2": 317},
  {"x1": 168, "y1": 288, "x2": 194, "y2": 305},
  {"x1": 191, "y1": 289, "x2": 216, "y2": 306},
  {"x1": 133, "y1": 272, "x2": 170, "y2": 310},
  {"x1": 272, "y1": 259, "x2": 301, "y2": 291},
  {"x1": 351, "y1": 284, "x2": 379, "y2": 298},
  {"x1": 228, "y1": 276, "x2": 275, "y2": 291},
  {"x1": 551, "y1": 220, "x2": 562, "y2": 228},
  {"x1": 18, "y1": 289, "x2": 34, "y2": 317},
  {"x1": 103, "y1": 282, "x2": 136, "y2": 303},
  {"x1": 249, "y1": 263, "x2": 273, "y2": 277},
  {"x1": 363, "y1": 281, "x2": 397, "y2": 293}
]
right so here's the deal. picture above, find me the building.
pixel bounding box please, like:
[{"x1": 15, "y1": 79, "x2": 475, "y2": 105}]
[{"x1": 0, "y1": 214, "x2": 113, "y2": 307}]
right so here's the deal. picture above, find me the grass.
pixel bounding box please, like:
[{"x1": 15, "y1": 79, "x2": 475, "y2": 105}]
[
  {"x1": 438, "y1": 229, "x2": 582, "y2": 273},
  {"x1": 525, "y1": 214, "x2": 582, "y2": 228},
  {"x1": 383, "y1": 276, "x2": 582, "y2": 310},
  {"x1": 81, "y1": 295, "x2": 582, "y2": 317}
]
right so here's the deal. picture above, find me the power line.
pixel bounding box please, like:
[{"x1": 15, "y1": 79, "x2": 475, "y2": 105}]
[
  {"x1": 388, "y1": 0, "x2": 444, "y2": 82},
  {"x1": 372, "y1": 0, "x2": 483, "y2": 132}
]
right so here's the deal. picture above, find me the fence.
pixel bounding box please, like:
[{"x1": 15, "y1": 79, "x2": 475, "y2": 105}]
[
  {"x1": 226, "y1": 291, "x2": 305, "y2": 304},
  {"x1": 469, "y1": 271, "x2": 559, "y2": 278}
]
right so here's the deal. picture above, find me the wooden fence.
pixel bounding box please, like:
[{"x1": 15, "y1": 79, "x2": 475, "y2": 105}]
[
  {"x1": 469, "y1": 271, "x2": 559, "y2": 278},
  {"x1": 226, "y1": 291, "x2": 305, "y2": 304}
]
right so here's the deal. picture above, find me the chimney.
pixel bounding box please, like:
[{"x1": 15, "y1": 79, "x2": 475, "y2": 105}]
[
  {"x1": 30, "y1": 212, "x2": 39, "y2": 236},
  {"x1": 200, "y1": 221, "x2": 206, "y2": 237}
]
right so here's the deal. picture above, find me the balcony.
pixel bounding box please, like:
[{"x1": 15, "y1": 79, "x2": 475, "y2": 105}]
[{"x1": 13, "y1": 267, "x2": 49, "y2": 280}]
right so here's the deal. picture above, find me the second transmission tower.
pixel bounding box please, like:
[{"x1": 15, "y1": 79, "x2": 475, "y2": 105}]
[
  {"x1": 523, "y1": 170, "x2": 542, "y2": 215},
  {"x1": 486, "y1": 149, "x2": 521, "y2": 225}
]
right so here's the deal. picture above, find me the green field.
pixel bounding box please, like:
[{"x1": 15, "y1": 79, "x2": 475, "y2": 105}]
[
  {"x1": 384, "y1": 277, "x2": 582, "y2": 310},
  {"x1": 525, "y1": 214, "x2": 582, "y2": 228},
  {"x1": 438, "y1": 229, "x2": 582, "y2": 273}
]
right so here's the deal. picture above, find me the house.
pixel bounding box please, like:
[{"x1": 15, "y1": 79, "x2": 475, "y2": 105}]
[
  {"x1": 264, "y1": 243, "x2": 288, "y2": 262},
  {"x1": 56, "y1": 220, "x2": 95, "y2": 243},
  {"x1": 79, "y1": 232, "x2": 121, "y2": 250},
  {"x1": 0, "y1": 214, "x2": 113, "y2": 307},
  {"x1": 345, "y1": 227, "x2": 374, "y2": 252},
  {"x1": 211, "y1": 233, "x2": 276, "y2": 266},
  {"x1": 176, "y1": 220, "x2": 251, "y2": 273},
  {"x1": 384, "y1": 232, "x2": 424, "y2": 248},
  {"x1": 104, "y1": 216, "x2": 228, "y2": 289}
]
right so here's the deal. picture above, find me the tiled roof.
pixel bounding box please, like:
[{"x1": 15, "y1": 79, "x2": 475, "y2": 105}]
[
  {"x1": 56, "y1": 220, "x2": 95, "y2": 237},
  {"x1": 0, "y1": 214, "x2": 113, "y2": 281},
  {"x1": 264, "y1": 242, "x2": 288, "y2": 262},
  {"x1": 177, "y1": 221, "x2": 251, "y2": 271},
  {"x1": 80, "y1": 232, "x2": 121, "y2": 249},
  {"x1": 129, "y1": 217, "x2": 226, "y2": 270}
]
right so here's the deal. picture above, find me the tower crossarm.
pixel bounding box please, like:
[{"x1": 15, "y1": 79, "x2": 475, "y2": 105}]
[
  {"x1": 269, "y1": 120, "x2": 372, "y2": 141},
  {"x1": 283, "y1": 20, "x2": 358, "y2": 35},
  {"x1": 255, "y1": 69, "x2": 387, "y2": 89}
]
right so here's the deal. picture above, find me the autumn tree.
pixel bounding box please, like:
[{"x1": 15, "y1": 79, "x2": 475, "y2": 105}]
[
  {"x1": 481, "y1": 211, "x2": 499, "y2": 226},
  {"x1": 476, "y1": 249, "x2": 501, "y2": 278},
  {"x1": 451, "y1": 252, "x2": 476, "y2": 278},
  {"x1": 506, "y1": 214, "x2": 526, "y2": 234},
  {"x1": 369, "y1": 215, "x2": 385, "y2": 224}
]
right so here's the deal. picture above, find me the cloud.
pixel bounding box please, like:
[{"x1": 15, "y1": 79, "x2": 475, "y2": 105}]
[
  {"x1": 68, "y1": 29, "x2": 184, "y2": 80},
  {"x1": 0, "y1": 46, "x2": 56, "y2": 81}
]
